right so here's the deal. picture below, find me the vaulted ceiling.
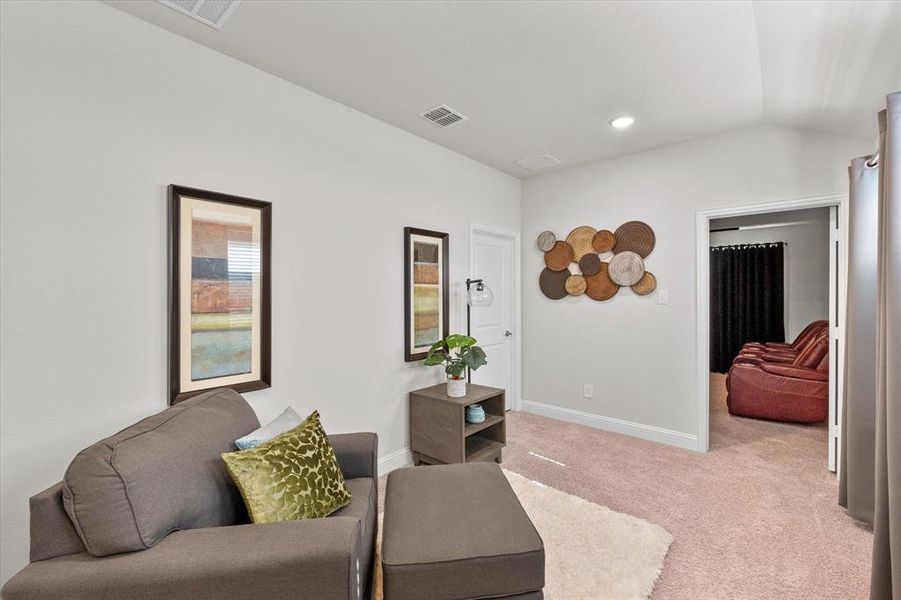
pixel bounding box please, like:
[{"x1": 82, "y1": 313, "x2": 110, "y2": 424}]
[{"x1": 106, "y1": 0, "x2": 900, "y2": 177}]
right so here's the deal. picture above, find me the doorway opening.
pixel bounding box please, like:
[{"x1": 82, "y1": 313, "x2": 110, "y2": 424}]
[{"x1": 695, "y1": 194, "x2": 846, "y2": 472}]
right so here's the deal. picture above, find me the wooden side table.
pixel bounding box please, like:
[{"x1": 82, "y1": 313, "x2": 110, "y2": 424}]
[{"x1": 409, "y1": 383, "x2": 506, "y2": 466}]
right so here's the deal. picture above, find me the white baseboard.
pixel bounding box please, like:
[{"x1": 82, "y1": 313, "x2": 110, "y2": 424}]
[
  {"x1": 520, "y1": 400, "x2": 700, "y2": 451},
  {"x1": 378, "y1": 446, "x2": 413, "y2": 475}
]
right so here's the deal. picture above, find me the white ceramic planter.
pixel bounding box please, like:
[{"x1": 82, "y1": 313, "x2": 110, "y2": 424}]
[{"x1": 447, "y1": 376, "x2": 466, "y2": 398}]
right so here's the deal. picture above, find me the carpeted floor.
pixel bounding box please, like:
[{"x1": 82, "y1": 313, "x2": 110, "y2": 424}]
[{"x1": 499, "y1": 374, "x2": 872, "y2": 599}]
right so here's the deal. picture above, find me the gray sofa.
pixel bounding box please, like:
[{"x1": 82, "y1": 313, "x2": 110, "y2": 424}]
[{"x1": 1, "y1": 388, "x2": 378, "y2": 600}]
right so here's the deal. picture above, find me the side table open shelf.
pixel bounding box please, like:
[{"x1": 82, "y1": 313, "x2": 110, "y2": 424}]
[{"x1": 410, "y1": 383, "x2": 506, "y2": 465}]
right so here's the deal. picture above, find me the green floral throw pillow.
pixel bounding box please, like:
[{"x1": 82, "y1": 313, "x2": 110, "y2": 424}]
[{"x1": 222, "y1": 410, "x2": 351, "y2": 524}]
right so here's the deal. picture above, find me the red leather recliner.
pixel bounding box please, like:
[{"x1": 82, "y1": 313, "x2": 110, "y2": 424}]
[
  {"x1": 739, "y1": 320, "x2": 827, "y2": 357},
  {"x1": 733, "y1": 321, "x2": 828, "y2": 366},
  {"x1": 725, "y1": 331, "x2": 829, "y2": 423}
]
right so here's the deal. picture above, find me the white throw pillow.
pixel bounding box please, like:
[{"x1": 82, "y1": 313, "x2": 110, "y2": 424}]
[{"x1": 235, "y1": 407, "x2": 303, "y2": 450}]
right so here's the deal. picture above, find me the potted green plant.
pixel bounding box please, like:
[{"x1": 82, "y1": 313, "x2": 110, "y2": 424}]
[{"x1": 424, "y1": 334, "x2": 487, "y2": 397}]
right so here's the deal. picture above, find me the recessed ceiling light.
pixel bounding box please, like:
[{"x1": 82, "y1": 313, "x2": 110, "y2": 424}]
[{"x1": 609, "y1": 115, "x2": 635, "y2": 130}]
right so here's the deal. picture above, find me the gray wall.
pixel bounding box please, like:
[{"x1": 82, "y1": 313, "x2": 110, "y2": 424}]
[
  {"x1": 710, "y1": 208, "x2": 831, "y2": 341},
  {"x1": 0, "y1": 1, "x2": 520, "y2": 584},
  {"x1": 521, "y1": 125, "x2": 871, "y2": 447}
]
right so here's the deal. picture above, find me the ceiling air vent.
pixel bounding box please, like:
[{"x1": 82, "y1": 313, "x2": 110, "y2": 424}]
[
  {"x1": 158, "y1": 0, "x2": 242, "y2": 30},
  {"x1": 420, "y1": 105, "x2": 468, "y2": 128},
  {"x1": 515, "y1": 154, "x2": 562, "y2": 173}
]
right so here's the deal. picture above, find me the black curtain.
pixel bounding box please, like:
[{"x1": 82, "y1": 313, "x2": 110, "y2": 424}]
[{"x1": 710, "y1": 243, "x2": 785, "y2": 373}]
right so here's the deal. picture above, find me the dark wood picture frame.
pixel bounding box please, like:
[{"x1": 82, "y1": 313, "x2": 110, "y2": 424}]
[
  {"x1": 404, "y1": 227, "x2": 450, "y2": 362},
  {"x1": 168, "y1": 184, "x2": 272, "y2": 404}
]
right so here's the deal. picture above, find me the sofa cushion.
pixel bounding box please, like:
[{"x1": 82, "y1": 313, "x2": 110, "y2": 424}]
[
  {"x1": 221, "y1": 411, "x2": 351, "y2": 524},
  {"x1": 62, "y1": 388, "x2": 260, "y2": 557}
]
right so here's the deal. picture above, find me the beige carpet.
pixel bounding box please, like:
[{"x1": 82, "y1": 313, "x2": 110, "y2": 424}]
[
  {"x1": 504, "y1": 470, "x2": 672, "y2": 599},
  {"x1": 500, "y1": 374, "x2": 873, "y2": 599},
  {"x1": 372, "y1": 470, "x2": 672, "y2": 599}
]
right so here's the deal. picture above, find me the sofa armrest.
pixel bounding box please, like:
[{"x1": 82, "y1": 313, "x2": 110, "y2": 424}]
[
  {"x1": 764, "y1": 342, "x2": 792, "y2": 349},
  {"x1": 742, "y1": 343, "x2": 773, "y2": 352},
  {"x1": 733, "y1": 355, "x2": 764, "y2": 366},
  {"x1": 330, "y1": 432, "x2": 378, "y2": 481},
  {"x1": 761, "y1": 349, "x2": 797, "y2": 357},
  {"x1": 759, "y1": 353, "x2": 795, "y2": 363},
  {"x1": 736, "y1": 349, "x2": 794, "y2": 359},
  {"x1": 760, "y1": 364, "x2": 828, "y2": 382},
  {"x1": 2, "y1": 517, "x2": 365, "y2": 600}
]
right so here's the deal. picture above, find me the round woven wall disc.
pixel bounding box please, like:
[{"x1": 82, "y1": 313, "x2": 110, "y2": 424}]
[
  {"x1": 585, "y1": 263, "x2": 620, "y2": 301},
  {"x1": 537, "y1": 230, "x2": 556, "y2": 252},
  {"x1": 565, "y1": 275, "x2": 587, "y2": 296},
  {"x1": 592, "y1": 229, "x2": 616, "y2": 253},
  {"x1": 544, "y1": 241, "x2": 574, "y2": 271},
  {"x1": 608, "y1": 251, "x2": 645, "y2": 286},
  {"x1": 578, "y1": 253, "x2": 602, "y2": 277},
  {"x1": 632, "y1": 271, "x2": 657, "y2": 296},
  {"x1": 539, "y1": 267, "x2": 570, "y2": 300},
  {"x1": 565, "y1": 226, "x2": 598, "y2": 261},
  {"x1": 612, "y1": 221, "x2": 655, "y2": 257}
]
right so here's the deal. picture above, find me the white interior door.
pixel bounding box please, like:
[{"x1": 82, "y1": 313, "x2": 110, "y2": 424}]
[{"x1": 471, "y1": 229, "x2": 515, "y2": 410}]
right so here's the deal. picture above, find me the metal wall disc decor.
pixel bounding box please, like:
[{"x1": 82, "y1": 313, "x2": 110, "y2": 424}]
[
  {"x1": 544, "y1": 240, "x2": 574, "y2": 271},
  {"x1": 578, "y1": 252, "x2": 602, "y2": 277},
  {"x1": 632, "y1": 271, "x2": 657, "y2": 296},
  {"x1": 585, "y1": 263, "x2": 619, "y2": 301},
  {"x1": 539, "y1": 267, "x2": 570, "y2": 299},
  {"x1": 565, "y1": 226, "x2": 598, "y2": 261},
  {"x1": 608, "y1": 250, "x2": 645, "y2": 286},
  {"x1": 592, "y1": 229, "x2": 616, "y2": 253},
  {"x1": 537, "y1": 230, "x2": 556, "y2": 252},
  {"x1": 538, "y1": 220, "x2": 657, "y2": 302},
  {"x1": 612, "y1": 221, "x2": 655, "y2": 257},
  {"x1": 565, "y1": 274, "x2": 587, "y2": 296}
]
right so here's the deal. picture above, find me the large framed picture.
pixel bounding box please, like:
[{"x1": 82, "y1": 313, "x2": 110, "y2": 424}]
[
  {"x1": 404, "y1": 227, "x2": 449, "y2": 362},
  {"x1": 168, "y1": 185, "x2": 271, "y2": 404}
]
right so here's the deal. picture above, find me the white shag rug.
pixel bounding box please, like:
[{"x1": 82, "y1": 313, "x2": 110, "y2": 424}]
[{"x1": 373, "y1": 469, "x2": 673, "y2": 600}]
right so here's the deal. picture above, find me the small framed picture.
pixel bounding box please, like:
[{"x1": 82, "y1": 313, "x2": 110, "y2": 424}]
[
  {"x1": 168, "y1": 185, "x2": 271, "y2": 404},
  {"x1": 404, "y1": 227, "x2": 449, "y2": 362}
]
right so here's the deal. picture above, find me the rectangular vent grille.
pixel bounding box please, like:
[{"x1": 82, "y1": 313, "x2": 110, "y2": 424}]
[
  {"x1": 159, "y1": 0, "x2": 241, "y2": 29},
  {"x1": 420, "y1": 104, "x2": 468, "y2": 128}
]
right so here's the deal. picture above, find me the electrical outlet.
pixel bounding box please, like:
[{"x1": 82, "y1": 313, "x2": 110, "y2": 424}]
[
  {"x1": 583, "y1": 383, "x2": 594, "y2": 398},
  {"x1": 657, "y1": 289, "x2": 669, "y2": 305}
]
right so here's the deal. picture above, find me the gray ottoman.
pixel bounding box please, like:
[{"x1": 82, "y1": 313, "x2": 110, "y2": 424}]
[{"x1": 382, "y1": 463, "x2": 544, "y2": 600}]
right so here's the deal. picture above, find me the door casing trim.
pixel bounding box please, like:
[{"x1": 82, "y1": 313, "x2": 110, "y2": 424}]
[{"x1": 695, "y1": 192, "x2": 847, "y2": 461}]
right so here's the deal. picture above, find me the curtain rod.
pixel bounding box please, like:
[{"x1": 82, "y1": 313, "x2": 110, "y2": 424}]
[
  {"x1": 710, "y1": 220, "x2": 813, "y2": 233},
  {"x1": 710, "y1": 242, "x2": 786, "y2": 250}
]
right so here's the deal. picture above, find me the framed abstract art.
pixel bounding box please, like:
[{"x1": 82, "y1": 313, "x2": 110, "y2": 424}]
[
  {"x1": 404, "y1": 227, "x2": 449, "y2": 362},
  {"x1": 168, "y1": 185, "x2": 271, "y2": 404}
]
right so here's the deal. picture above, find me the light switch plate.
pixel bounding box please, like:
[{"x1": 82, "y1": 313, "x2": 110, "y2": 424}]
[
  {"x1": 657, "y1": 289, "x2": 669, "y2": 305},
  {"x1": 583, "y1": 383, "x2": 594, "y2": 398}
]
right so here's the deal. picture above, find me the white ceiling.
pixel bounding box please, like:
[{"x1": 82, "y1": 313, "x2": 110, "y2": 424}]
[{"x1": 105, "y1": 0, "x2": 900, "y2": 178}]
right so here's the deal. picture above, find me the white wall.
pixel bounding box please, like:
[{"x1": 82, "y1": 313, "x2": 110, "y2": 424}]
[
  {"x1": 521, "y1": 125, "x2": 872, "y2": 446},
  {"x1": 710, "y1": 208, "x2": 831, "y2": 341},
  {"x1": 0, "y1": 1, "x2": 519, "y2": 584}
]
